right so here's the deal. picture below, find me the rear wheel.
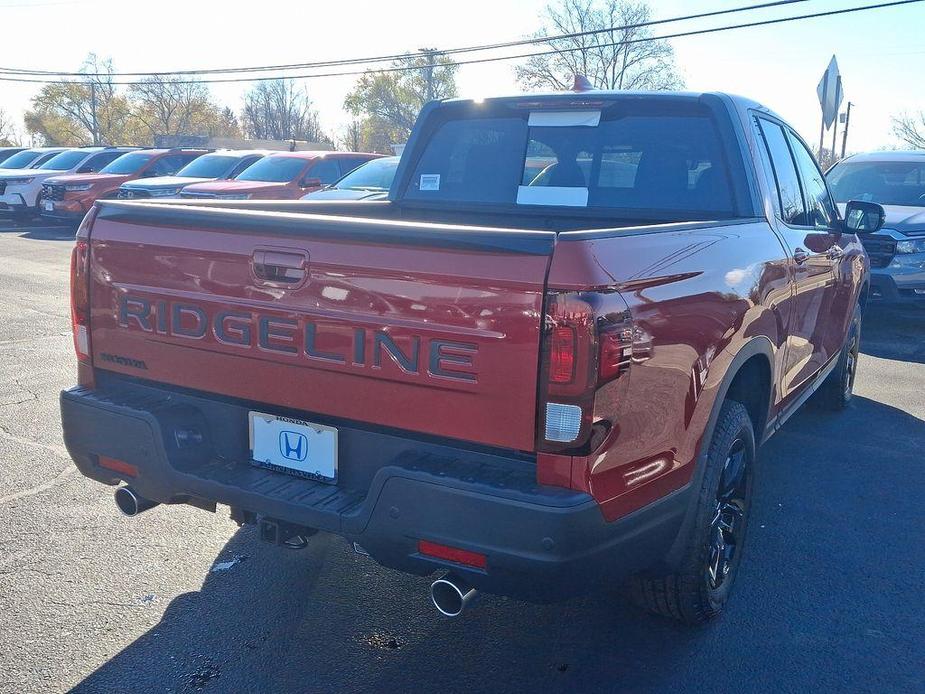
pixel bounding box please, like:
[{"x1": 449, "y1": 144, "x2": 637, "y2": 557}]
[
  {"x1": 628, "y1": 400, "x2": 755, "y2": 624},
  {"x1": 817, "y1": 304, "x2": 862, "y2": 411}
]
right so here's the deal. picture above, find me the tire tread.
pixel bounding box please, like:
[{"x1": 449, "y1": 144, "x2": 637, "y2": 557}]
[{"x1": 628, "y1": 399, "x2": 753, "y2": 624}]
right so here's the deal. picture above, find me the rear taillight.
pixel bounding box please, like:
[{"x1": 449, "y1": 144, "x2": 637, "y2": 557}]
[
  {"x1": 538, "y1": 290, "x2": 633, "y2": 453},
  {"x1": 549, "y1": 326, "x2": 576, "y2": 383},
  {"x1": 70, "y1": 239, "x2": 90, "y2": 361},
  {"x1": 70, "y1": 207, "x2": 97, "y2": 363}
]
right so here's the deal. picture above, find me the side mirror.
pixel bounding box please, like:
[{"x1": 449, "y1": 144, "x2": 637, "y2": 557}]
[
  {"x1": 300, "y1": 177, "x2": 322, "y2": 189},
  {"x1": 844, "y1": 200, "x2": 885, "y2": 234}
]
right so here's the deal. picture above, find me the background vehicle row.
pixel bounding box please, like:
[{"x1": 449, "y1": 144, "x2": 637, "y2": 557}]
[
  {"x1": 179, "y1": 151, "x2": 381, "y2": 200},
  {"x1": 117, "y1": 150, "x2": 271, "y2": 200},
  {"x1": 0, "y1": 145, "x2": 386, "y2": 221},
  {"x1": 0, "y1": 146, "x2": 135, "y2": 217}
]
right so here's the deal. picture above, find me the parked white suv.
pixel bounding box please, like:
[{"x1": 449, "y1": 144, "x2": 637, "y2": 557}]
[
  {"x1": 0, "y1": 146, "x2": 134, "y2": 216},
  {"x1": 0, "y1": 147, "x2": 67, "y2": 173}
]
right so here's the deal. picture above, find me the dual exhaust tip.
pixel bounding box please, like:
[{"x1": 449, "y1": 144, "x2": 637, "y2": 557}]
[
  {"x1": 114, "y1": 486, "x2": 158, "y2": 517},
  {"x1": 115, "y1": 485, "x2": 477, "y2": 617}
]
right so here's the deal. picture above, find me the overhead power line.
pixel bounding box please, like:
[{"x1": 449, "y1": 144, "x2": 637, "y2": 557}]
[
  {"x1": 0, "y1": 0, "x2": 921, "y2": 86},
  {"x1": 0, "y1": 0, "x2": 811, "y2": 78}
]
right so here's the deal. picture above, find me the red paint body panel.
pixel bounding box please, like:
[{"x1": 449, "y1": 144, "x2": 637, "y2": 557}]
[
  {"x1": 544, "y1": 219, "x2": 866, "y2": 520},
  {"x1": 87, "y1": 217, "x2": 549, "y2": 451}
]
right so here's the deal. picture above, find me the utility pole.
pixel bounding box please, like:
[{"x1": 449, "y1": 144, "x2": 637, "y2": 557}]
[
  {"x1": 841, "y1": 102, "x2": 853, "y2": 159},
  {"x1": 90, "y1": 81, "x2": 99, "y2": 146},
  {"x1": 419, "y1": 48, "x2": 436, "y2": 103},
  {"x1": 818, "y1": 117, "x2": 826, "y2": 162}
]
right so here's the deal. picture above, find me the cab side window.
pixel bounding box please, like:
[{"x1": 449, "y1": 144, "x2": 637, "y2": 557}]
[
  {"x1": 756, "y1": 119, "x2": 806, "y2": 226},
  {"x1": 308, "y1": 159, "x2": 341, "y2": 185},
  {"x1": 229, "y1": 156, "x2": 260, "y2": 178},
  {"x1": 338, "y1": 158, "x2": 366, "y2": 176},
  {"x1": 786, "y1": 131, "x2": 838, "y2": 229},
  {"x1": 83, "y1": 151, "x2": 123, "y2": 172},
  {"x1": 149, "y1": 154, "x2": 195, "y2": 177}
]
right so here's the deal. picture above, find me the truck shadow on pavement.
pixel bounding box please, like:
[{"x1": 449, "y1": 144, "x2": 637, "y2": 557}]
[
  {"x1": 71, "y1": 393, "x2": 925, "y2": 693},
  {"x1": 0, "y1": 221, "x2": 77, "y2": 241},
  {"x1": 860, "y1": 305, "x2": 925, "y2": 363}
]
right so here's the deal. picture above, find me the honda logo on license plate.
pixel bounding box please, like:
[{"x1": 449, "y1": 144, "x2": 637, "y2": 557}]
[{"x1": 279, "y1": 430, "x2": 308, "y2": 462}]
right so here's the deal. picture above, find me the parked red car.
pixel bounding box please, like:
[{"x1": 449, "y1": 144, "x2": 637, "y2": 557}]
[
  {"x1": 179, "y1": 151, "x2": 381, "y2": 200},
  {"x1": 41, "y1": 149, "x2": 208, "y2": 222}
]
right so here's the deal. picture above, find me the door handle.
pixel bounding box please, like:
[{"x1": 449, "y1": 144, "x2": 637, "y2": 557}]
[
  {"x1": 793, "y1": 248, "x2": 809, "y2": 265},
  {"x1": 252, "y1": 249, "x2": 308, "y2": 286}
]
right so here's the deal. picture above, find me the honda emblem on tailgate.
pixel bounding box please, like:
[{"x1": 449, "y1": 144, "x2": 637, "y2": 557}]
[{"x1": 279, "y1": 430, "x2": 308, "y2": 462}]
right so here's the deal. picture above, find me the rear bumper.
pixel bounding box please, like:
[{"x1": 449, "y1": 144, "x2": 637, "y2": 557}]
[{"x1": 60, "y1": 380, "x2": 688, "y2": 601}]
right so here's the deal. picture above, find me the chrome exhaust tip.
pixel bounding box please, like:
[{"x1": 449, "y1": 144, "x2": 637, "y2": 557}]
[
  {"x1": 430, "y1": 574, "x2": 477, "y2": 617},
  {"x1": 114, "y1": 486, "x2": 158, "y2": 517}
]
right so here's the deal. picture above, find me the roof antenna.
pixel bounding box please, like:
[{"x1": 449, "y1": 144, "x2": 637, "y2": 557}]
[{"x1": 572, "y1": 75, "x2": 594, "y2": 92}]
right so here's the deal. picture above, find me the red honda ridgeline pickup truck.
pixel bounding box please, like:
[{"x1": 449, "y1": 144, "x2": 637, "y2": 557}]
[{"x1": 60, "y1": 91, "x2": 882, "y2": 624}]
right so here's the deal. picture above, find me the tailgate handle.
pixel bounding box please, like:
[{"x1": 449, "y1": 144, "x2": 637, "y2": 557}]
[{"x1": 252, "y1": 249, "x2": 308, "y2": 286}]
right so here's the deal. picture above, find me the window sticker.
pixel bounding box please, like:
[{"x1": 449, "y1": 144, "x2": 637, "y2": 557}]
[
  {"x1": 419, "y1": 174, "x2": 441, "y2": 191},
  {"x1": 516, "y1": 185, "x2": 589, "y2": 207},
  {"x1": 528, "y1": 111, "x2": 601, "y2": 127}
]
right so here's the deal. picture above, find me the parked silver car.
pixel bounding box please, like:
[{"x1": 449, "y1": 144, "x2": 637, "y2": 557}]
[
  {"x1": 827, "y1": 151, "x2": 925, "y2": 304},
  {"x1": 301, "y1": 156, "x2": 399, "y2": 201},
  {"x1": 118, "y1": 150, "x2": 270, "y2": 199}
]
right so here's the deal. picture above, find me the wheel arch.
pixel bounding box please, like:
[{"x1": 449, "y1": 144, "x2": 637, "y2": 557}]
[
  {"x1": 703, "y1": 336, "x2": 775, "y2": 459},
  {"x1": 661, "y1": 336, "x2": 774, "y2": 570}
]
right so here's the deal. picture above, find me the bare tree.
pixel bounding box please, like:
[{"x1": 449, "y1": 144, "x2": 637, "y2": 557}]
[
  {"x1": 0, "y1": 109, "x2": 21, "y2": 146},
  {"x1": 25, "y1": 53, "x2": 134, "y2": 145},
  {"x1": 891, "y1": 112, "x2": 925, "y2": 149},
  {"x1": 337, "y1": 120, "x2": 363, "y2": 152},
  {"x1": 129, "y1": 76, "x2": 233, "y2": 140},
  {"x1": 515, "y1": 0, "x2": 683, "y2": 91},
  {"x1": 218, "y1": 107, "x2": 241, "y2": 137},
  {"x1": 242, "y1": 79, "x2": 329, "y2": 143}
]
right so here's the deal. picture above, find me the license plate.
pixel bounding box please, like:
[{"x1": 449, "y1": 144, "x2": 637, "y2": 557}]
[
  {"x1": 249, "y1": 412, "x2": 337, "y2": 483},
  {"x1": 44, "y1": 200, "x2": 54, "y2": 212}
]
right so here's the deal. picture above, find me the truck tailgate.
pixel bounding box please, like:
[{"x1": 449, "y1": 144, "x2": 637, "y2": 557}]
[{"x1": 86, "y1": 204, "x2": 555, "y2": 451}]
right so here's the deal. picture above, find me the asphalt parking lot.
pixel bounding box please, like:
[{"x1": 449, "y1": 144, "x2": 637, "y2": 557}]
[{"x1": 0, "y1": 218, "x2": 922, "y2": 694}]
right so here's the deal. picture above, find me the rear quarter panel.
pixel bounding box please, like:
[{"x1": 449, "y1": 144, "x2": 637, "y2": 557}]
[{"x1": 547, "y1": 220, "x2": 792, "y2": 520}]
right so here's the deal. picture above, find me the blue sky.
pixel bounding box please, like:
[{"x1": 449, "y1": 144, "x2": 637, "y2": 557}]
[{"x1": 0, "y1": 0, "x2": 922, "y2": 151}]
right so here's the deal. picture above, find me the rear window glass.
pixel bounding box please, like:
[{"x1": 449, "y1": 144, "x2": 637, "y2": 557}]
[
  {"x1": 404, "y1": 108, "x2": 734, "y2": 214},
  {"x1": 0, "y1": 150, "x2": 43, "y2": 169},
  {"x1": 101, "y1": 152, "x2": 154, "y2": 175},
  {"x1": 406, "y1": 118, "x2": 527, "y2": 204},
  {"x1": 236, "y1": 156, "x2": 308, "y2": 183},
  {"x1": 827, "y1": 160, "x2": 925, "y2": 207},
  {"x1": 176, "y1": 154, "x2": 238, "y2": 179},
  {"x1": 334, "y1": 157, "x2": 400, "y2": 191},
  {"x1": 39, "y1": 150, "x2": 88, "y2": 171}
]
